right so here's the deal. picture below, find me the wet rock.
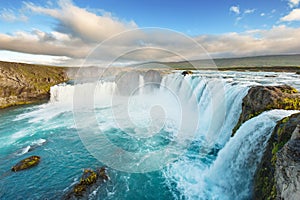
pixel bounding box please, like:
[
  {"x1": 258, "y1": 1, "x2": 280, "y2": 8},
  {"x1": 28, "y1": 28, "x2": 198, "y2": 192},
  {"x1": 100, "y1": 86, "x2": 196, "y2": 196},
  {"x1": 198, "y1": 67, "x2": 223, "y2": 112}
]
[
  {"x1": 64, "y1": 167, "x2": 109, "y2": 200},
  {"x1": 181, "y1": 70, "x2": 193, "y2": 76},
  {"x1": 11, "y1": 155, "x2": 40, "y2": 172},
  {"x1": 275, "y1": 124, "x2": 300, "y2": 199},
  {"x1": 264, "y1": 75, "x2": 277, "y2": 78},
  {"x1": 232, "y1": 85, "x2": 300, "y2": 136},
  {"x1": 253, "y1": 113, "x2": 300, "y2": 199}
]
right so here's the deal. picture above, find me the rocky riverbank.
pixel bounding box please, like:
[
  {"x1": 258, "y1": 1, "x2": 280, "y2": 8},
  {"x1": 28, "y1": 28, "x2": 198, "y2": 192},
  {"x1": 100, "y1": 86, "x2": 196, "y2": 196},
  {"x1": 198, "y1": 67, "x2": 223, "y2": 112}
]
[
  {"x1": 0, "y1": 61, "x2": 68, "y2": 108},
  {"x1": 253, "y1": 113, "x2": 300, "y2": 199},
  {"x1": 233, "y1": 85, "x2": 300, "y2": 199},
  {"x1": 232, "y1": 85, "x2": 300, "y2": 136}
]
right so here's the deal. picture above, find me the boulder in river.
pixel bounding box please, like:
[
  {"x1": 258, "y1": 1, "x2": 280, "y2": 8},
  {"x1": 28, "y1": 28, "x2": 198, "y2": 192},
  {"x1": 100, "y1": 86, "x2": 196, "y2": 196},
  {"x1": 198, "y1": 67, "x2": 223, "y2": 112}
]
[
  {"x1": 181, "y1": 70, "x2": 193, "y2": 76},
  {"x1": 11, "y1": 155, "x2": 40, "y2": 172},
  {"x1": 64, "y1": 167, "x2": 109, "y2": 199}
]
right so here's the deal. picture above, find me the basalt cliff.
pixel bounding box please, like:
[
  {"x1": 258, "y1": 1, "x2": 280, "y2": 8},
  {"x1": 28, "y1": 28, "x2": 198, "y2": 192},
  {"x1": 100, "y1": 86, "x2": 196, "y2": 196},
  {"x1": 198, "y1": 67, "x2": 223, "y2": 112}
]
[{"x1": 235, "y1": 85, "x2": 300, "y2": 199}]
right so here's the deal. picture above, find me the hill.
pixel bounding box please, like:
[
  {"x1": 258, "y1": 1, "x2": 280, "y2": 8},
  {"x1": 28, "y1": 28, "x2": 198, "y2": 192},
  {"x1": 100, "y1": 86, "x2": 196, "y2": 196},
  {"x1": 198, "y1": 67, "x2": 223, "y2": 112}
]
[
  {"x1": 0, "y1": 61, "x2": 68, "y2": 108},
  {"x1": 160, "y1": 54, "x2": 300, "y2": 71}
]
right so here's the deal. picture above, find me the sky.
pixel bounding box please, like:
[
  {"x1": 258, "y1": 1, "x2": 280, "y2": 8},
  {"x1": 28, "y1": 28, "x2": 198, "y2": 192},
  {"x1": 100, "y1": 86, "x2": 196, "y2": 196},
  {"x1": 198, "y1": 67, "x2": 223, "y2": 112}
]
[{"x1": 0, "y1": 0, "x2": 300, "y2": 65}]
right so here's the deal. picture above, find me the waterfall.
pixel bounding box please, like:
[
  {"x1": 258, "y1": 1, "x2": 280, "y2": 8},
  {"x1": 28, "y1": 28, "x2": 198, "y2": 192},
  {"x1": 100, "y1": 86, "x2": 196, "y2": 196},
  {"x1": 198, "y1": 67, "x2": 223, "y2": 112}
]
[
  {"x1": 49, "y1": 73, "x2": 249, "y2": 147},
  {"x1": 47, "y1": 71, "x2": 299, "y2": 198},
  {"x1": 50, "y1": 81, "x2": 117, "y2": 106},
  {"x1": 165, "y1": 109, "x2": 298, "y2": 200}
]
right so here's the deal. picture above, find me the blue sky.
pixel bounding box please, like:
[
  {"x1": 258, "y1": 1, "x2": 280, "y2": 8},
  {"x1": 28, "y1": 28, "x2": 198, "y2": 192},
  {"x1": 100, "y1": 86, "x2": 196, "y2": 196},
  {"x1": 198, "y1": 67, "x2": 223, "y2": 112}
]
[{"x1": 0, "y1": 0, "x2": 300, "y2": 65}]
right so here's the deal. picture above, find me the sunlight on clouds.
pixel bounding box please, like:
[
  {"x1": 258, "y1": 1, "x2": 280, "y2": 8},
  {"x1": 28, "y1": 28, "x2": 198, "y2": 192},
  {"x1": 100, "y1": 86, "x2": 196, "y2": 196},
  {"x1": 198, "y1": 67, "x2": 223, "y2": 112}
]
[
  {"x1": 0, "y1": 0, "x2": 300, "y2": 65},
  {"x1": 24, "y1": 0, "x2": 137, "y2": 42},
  {"x1": 195, "y1": 25, "x2": 300, "y2": 57},
  {"x1": 0, "y1": 50, "x2": 70, "y2": 65},
  {"x1": 281, "y1": 8, "x2": 300, "y2": 21},
  {"x1": 288, "y1": 0, "x2": 300, "y2": 8}
]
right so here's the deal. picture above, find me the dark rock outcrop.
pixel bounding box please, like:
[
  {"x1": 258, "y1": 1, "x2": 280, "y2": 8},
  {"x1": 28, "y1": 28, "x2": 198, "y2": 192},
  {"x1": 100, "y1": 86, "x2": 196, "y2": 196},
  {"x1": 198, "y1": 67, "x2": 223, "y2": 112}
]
[
  {"x1": 11, "y1": 155, "x2": 40, "y2": 172},
  {"x1": 181, "y1": 70, "x2": 193, "y2": 76},
  {"x1": 0, "y1": 61, "x2": 68, "y2": 108},
  {"x1": 275, "y1": 124, "x2": 300, "y2": 199},
  {"x1": 253, "y1": 113, "x2": 300, "y2": 199},
  {"x1": 232, "y1": 85, "x2": 300, "y2": 136},
  {"x1": 64, "y1": 167, "x2": 109, "y2": 200}
]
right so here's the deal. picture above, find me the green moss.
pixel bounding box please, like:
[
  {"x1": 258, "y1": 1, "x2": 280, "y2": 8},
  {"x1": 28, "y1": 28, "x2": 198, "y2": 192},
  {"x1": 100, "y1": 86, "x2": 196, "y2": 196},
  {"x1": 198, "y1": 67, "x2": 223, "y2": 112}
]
[
  {"x1": 74, "y1": 184, "x2": 86, "y2": 196},
  {"x1": 281, "y1": 117, "x2": 289, "y2": 123},
  {"x1": 80, "y1": 169, "x2": 98, "y2": 185},
  {"x1": 254, "y1": 113, "x2": 300, "y2": 199},
  {"x1": 12, "y1": 155, "x2": 40, "y2": 172},
  {"x1": 278, "y1": 87, "x2": 298, "y2": 94},
  {"x1": 269, "y1": 185, "x2": 277, "y2": 200},
  {"x1": 232, "y1": 111, "x2": 263, "y2": 136}
]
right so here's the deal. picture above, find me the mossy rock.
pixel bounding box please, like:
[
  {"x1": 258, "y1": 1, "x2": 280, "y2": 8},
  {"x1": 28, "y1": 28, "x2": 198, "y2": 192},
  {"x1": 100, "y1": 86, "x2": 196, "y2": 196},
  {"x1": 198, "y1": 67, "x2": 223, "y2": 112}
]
[
  {"x1": 232, "y1": 85, "x2": 300, "y2": 136},
  {"x1": 64, "y1": 167, "x2": 109, "y2": 199},
  {"x1": 253, "y1": 112, "x2": 300, "y2": 199},
  {"x1": 98, "y1": 167, "x2": 109, "y2": 181},
  {"x1": 73, "y1": 184, "x2": 86, "y2": 196},
  {"x1": 11, "y1": 155, "x2": 40, "y2": 172},
  {"x1": 80, "y1": 169, "x2": 98, "y2": 185}
]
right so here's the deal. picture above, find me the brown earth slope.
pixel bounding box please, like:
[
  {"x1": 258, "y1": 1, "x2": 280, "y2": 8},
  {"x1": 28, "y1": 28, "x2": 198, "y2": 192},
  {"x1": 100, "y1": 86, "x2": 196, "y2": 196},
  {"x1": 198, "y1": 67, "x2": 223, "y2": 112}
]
[{"x1": 0, "y1": 61, "x2": 68, "y2": 108}]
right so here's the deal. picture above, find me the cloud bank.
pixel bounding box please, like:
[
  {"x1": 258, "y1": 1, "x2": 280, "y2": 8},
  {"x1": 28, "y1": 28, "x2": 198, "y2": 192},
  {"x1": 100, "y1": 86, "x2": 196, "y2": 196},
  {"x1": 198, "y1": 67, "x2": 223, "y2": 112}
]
[
  {"x1": 0, "y1": 0, "x2": 300, "y2": 66},
  {"x1": 281, "y1": 8, "x2": 300, "y2": 21}
]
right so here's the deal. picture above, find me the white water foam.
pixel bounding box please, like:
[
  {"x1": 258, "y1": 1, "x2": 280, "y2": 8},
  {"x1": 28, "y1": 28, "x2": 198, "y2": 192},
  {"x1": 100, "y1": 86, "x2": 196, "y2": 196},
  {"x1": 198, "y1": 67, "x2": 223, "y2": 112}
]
[
  {"x1": 16, "y1": 138, "x2": 47, "y2": 156},
  {"x1": 165, "y1": 109, "x2": 299, "y2": 200},
  {"x1": 4, "y1": 71, "x2": 300, "y2": 197}
]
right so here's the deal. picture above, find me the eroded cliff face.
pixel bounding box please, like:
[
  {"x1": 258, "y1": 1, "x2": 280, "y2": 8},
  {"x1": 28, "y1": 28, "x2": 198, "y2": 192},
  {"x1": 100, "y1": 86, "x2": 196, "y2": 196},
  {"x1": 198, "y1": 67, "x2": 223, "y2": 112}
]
[
  {"x1": 253, "y1": 112, "x2": 300, "y2": 199},
  {"x1": 275, "y1": 124, "x2": 300, "y2": 199},
  {"x1": 231, "y1": 85, "x2": 300, "y2": 199},
  {"x1": 232, "y1": 85, "x2": 300, "y2": 136},
  {"x1": 0, "y1": 61, "x2": 68, "y2": 108}
]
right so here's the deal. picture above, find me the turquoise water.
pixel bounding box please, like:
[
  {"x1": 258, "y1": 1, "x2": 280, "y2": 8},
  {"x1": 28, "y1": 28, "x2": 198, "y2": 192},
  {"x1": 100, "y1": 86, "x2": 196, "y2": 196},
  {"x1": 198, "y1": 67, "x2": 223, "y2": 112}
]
[
  {"x1": 1, "y1": 71, "x2": 299, "y2": 199},
  {"x1": 0, "y1": 104, "x2": 175, "y2": 199}
]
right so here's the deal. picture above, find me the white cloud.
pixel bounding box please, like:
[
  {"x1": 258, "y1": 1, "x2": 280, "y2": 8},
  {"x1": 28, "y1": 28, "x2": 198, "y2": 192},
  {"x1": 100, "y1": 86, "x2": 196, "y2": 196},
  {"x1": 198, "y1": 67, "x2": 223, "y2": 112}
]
[
  {"x1": 1, "y1": 1, "x2": 300, "y2": 65},
  {"x1": 0, "y1": 50, "x2": 70, "y2": 65},
  {"x1": 244, "y1": 9, "x2": 255, "y2": 14},
  {"x1": 24, "y1": 0, "x2": 137, "y2": 42},
  {"x1": 0, "y1": 8, "x2": 28, "y2": 22},
  {"x1": 288, "y1": 0, "x2": 300, "y2": 8},
  {"x1": 0, "y1": 30, "x2": 91, "y2": 58},
  {"x1": 281, "y1": 8, "x2": 300, "y2": 21},
  {"x1": 195, "y1": 25, "x2": 300, "y2": 57},
  {"x1": 260, "y1": 13, "x2": 265, "y2": 17},
  {"x1": 230, "y1": 6, "x2": 240, "y2": 15}
]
